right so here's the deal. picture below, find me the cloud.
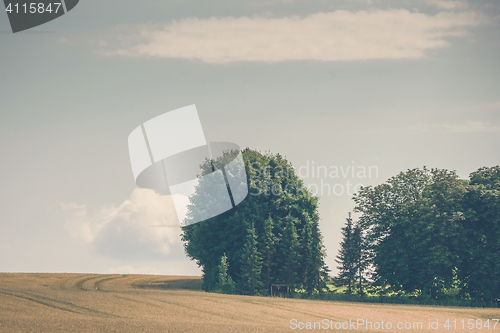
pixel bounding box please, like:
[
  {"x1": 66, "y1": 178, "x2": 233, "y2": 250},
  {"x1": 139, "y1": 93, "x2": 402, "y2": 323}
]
[
  {"x1": 61, "y1": 189, "x2": 183, "y2": 260},
  {"x1": 98, "y1": 9, "x2": 491, "y2": 63},
  {"x1": 422, "y1": 0, "x2": 469, "y2": 10},
  {"x1": 416, "y1": 121, "x2": 500, "y2": 133}
]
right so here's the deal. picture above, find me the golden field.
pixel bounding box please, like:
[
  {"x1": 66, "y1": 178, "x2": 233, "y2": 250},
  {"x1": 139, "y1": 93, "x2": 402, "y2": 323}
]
[{"x1": 0, "y1": 273, "x2": 498, "y2": 332}]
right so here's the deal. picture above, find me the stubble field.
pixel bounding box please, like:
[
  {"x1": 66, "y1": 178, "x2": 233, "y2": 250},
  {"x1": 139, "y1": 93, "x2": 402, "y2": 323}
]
[{"x1": 0, "y1": 273, "x2": 498, "y2": 332}]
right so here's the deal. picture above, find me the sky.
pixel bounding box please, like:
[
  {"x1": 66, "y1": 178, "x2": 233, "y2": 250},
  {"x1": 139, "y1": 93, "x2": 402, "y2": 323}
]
[{"x1": 0, "y1": 0, "x2": 499, "y2": 276}]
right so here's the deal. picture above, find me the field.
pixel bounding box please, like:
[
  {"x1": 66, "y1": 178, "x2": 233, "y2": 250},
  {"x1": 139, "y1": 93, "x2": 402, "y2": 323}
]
[{"x1": 0, "y1": 273, "x2": 499, "y2": 332}]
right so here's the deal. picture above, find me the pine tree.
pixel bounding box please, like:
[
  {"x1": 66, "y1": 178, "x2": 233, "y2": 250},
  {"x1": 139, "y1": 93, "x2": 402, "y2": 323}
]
[
  {"x1": 336, "y1": 212, "x2": 356, "y2": 293},
  {"x1": 300, "y1": 212, "x2": 313, "y2": 293},
  {"x1": 352, "y1": 225, "x2": 367, "y2": 295},
  {"x1": 278, "y1": 214, "x2": 300, "y2": 288},
  {"x1": 309, "y1": 215, "x2": 330, "y2": 293},
  {"x1": 260, "y1": 215, "x2": 275, "y2": 290},
  {"x1": 240, "y1": 221, "x2": 263, "y2": 295},
  {"x1": 216, "y1": 253, "x2": 235, "y2": 294},
  {"x1": 300, "y1": 212, "x2": 329, "y2": 294}
]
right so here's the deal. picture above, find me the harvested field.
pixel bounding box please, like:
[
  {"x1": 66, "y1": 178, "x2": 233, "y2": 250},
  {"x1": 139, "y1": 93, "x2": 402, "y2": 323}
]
[{"x1": 0, "y1": 273, "x2": 498, "y2": 332}]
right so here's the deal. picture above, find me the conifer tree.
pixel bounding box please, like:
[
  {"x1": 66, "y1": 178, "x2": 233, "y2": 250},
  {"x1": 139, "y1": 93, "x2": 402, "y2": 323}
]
[
  {"x1": 309, "y1": 214, "x2": 330, "y2": 293},
  {"x1": 240, "y1": 221, "x2": 263, "y2": 295},
  {"x1": 352, "y1": 225, "x2": 367, "y2": 295},
  {"x1": 278, "y1": 215, "x2": 300, "y2": 288},
  {"x1": 300, "y1": 212, "x2": 313, "y2": 293},
  {"x1": 336, "y1": 213, "x2": 357, "y2": 293},
  {"x1": 216, "y1": 253, "x2": 235, "y2": 294},
  {"x1": 260, "y1": 215, "x2": 275, "y2": 289}
]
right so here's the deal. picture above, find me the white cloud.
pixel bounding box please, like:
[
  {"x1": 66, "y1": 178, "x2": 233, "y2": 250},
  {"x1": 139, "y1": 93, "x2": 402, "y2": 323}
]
[
  {"x1": 61, "y1": 189, "x2": 183, "y2": 260},
  {"x1": 99, "y1": 9, "x2": 491, "y2": 63},
  {"x1": 422, "y1": 0, "x2": 469, "y2": 10},
  {"x1": 416, "y1": 121, "x2": 500, "y2": 133}
]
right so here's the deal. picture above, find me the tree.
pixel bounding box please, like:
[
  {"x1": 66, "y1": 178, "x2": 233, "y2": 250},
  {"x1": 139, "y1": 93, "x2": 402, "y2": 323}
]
[
  {"x1": 215, "y1": 253, "x2": 235, "y2": 294},
  {"x1": 352, "y1": 224, "x2": 368, "y2": 295},
  {"x1": 304, "y1": 212, "x2": 330, "y2": 294},
  {"x1": 260, "y1": 215, "x2": 275, "y2": 289},
  {"x1": 353, "y1": 168, "x2": 467, "y2": 298},
  {"x1": 459, "y1": 166, "x2": 500, "y2": 303},
  {"x1": 277, "y1": 214, "x2": 300, "y2": 288},
  {"x1": 347, "y1": 165, "x2": 500, "y2": 303},
  {"x1": 299, "y1": 212, "x2": 313, "y2": 293},
  {"x1": 181, "y1": 148, "x2": 329, "y2": 294},
  {"x1": 240, "y1": 221, "x2": 263, "y2": 295},
  {"x1": 336, "y1": 212, "x2": 357, "y2": 293}
]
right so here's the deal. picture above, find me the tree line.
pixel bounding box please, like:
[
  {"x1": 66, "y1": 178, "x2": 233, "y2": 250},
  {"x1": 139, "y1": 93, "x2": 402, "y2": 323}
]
[{"x1": 336, "y1": 166, "x2": 500, "y2": 304}]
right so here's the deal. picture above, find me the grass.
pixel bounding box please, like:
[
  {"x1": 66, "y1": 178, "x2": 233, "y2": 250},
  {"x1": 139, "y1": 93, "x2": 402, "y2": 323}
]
[{"x1": 289, "y1": 284, "x2": 500, "y2": 308}]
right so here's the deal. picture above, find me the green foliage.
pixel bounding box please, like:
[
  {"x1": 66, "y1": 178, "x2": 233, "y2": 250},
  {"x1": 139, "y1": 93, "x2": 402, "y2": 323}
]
[
  {"x1": 293, "y1": 284, "x2": 498, "y2": 308},
  {"x1": 260, "y1": 215, "x2": 275, "y2": 288},
  {"x1": 336, "y1": 213, "x2": 356, "y2": 293},
  {"x1": 459, "y1": 166, "x2": 500, "y2": 303},
  {"x1": 215, "y1": 253, "x2": 236, "y2": 294},
  {"x1": 306, "y1": 212, "x2": 330, "y2": 294},
  {"x1": 352, "y1": 166, "x2": 500, "y2": 304},
  {"x1": 239, "y1": 221, "x2": 263, "y2": 295},
  {"x1": 181, "y1": 148, "x2": 329, "y2": 295},
  {"x1": 336, "y1": 213, "x2": 366, "y2": 294},
  {"x1": 277, "y1": 215, "x2": 300, "y2": 288}
]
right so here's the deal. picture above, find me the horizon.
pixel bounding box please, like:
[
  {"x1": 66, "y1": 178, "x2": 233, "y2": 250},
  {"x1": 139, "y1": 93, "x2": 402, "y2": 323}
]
[{"x1": 1, "y1": 0, "x2": 499, "y2": 277}]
